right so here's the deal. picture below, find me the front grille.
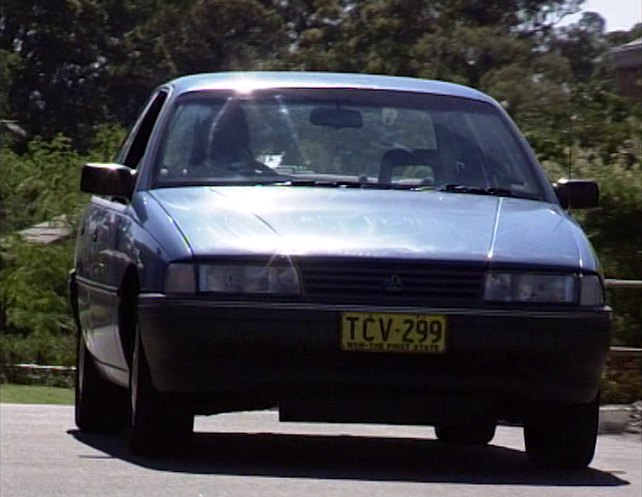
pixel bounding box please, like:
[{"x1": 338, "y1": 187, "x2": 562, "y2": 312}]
[{"x1": 296, "y1": 257, "x2": 484, "y2": 306}]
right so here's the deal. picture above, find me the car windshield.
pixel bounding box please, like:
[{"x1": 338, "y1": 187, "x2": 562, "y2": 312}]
[{"x1": 153, "y1": 88, "x2": 542, "y2": 198}]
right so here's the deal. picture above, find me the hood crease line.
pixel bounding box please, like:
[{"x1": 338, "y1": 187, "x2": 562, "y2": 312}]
[{"x1": 487, "y1": 197, "x2": 503, "y2": 261}]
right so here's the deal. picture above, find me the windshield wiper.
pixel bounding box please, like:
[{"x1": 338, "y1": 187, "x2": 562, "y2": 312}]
[
  {"x1": 282, "y1": 179, "x2": 364, "y2": 188},
  {"x1": 437, "y1": 184, "x2": 540, "y2": 200},
  {"x1": 279, "y1": 179, "x2": 421, "y2": 190},
  {"x1": 155, "y1": 177, "x2": 289, "y2": 188}
]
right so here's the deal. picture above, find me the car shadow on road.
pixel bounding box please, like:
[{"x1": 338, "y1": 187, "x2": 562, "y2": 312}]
[{"x1": 68, "y1": 429, "x2": 630, "y2": 487}]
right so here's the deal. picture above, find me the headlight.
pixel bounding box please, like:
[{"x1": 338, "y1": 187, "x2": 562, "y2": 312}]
[
  {"x1": 484, "y1": 272, "x2": 577, "y2": 303},
  {"x1": 198, "y1": 262, "x2": 300, "y2": 294},
  {"x1": 579, "y1": 274, "x2": 604, "y2": 306}
]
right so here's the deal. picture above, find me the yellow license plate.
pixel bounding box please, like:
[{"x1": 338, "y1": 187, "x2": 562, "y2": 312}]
[{"x1": 341, "y1": 312, "x2": 447, "y2": 353}]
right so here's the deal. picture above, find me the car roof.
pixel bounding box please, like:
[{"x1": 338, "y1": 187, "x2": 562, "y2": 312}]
[{"x1": 166, "y1": 72, "x2": 495, "y2": 104}]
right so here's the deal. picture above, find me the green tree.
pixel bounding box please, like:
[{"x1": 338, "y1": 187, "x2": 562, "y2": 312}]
[
  {"x1": 0, "y1": 127, "x2": 125, "y2": 366},
  {"x1": 0, "y1": 0, "x2": 111, "y2": 144},
  {"x1": 1, "y1": 0, "x2": 640, "y2": 364}
]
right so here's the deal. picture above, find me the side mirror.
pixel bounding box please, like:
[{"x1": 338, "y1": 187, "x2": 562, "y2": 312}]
[
  {"x1": 553, "y1": 179, "x2": 599, "y2": 209},
  {"x1": 81, "y1": 163, "x2": 136, "y2": 198}
]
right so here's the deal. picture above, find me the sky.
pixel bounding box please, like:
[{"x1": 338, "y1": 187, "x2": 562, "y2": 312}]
[{"x1": 564, "y1": 0, "x2": 642, "y2": 32}]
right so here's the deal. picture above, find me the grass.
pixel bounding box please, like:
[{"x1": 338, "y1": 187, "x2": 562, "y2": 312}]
[{"x1": 0, "y1": 383, "x2": 74, "y2": 405}]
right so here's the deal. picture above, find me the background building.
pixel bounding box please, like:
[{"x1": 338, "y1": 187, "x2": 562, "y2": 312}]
[{"x1": 611, "y1": 39, "x2": 642, "y2": 99}]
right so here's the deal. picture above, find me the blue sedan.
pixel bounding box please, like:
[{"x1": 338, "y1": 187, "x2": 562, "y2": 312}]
[{"x1": 70, "y1": 72, "x2": 610, "y2": 468}]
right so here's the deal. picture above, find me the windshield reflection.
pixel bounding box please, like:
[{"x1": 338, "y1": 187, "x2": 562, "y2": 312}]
[{"x1": 154, "y1": 89, "x2": 542, "y2": 199}]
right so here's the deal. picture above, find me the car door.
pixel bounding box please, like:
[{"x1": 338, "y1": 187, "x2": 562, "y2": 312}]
[{"x1": 77, "y1": 90, "x2": 168, "y2": 374}]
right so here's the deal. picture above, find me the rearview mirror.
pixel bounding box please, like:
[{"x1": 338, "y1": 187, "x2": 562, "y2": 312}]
[
  {"x1": 81, "y1": 163, "x2": 136, "y2": 198},
  {"x1": 310, "y1": 107, "x2": 363, "y2": 128},
  {"x1": 553, "y1": 179, "x2": 599, "y2": 209}
]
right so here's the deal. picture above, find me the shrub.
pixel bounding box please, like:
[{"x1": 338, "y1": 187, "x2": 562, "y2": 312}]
[
  {"x1": 0, "y1": 128, "x2": 124, "y2": 367},
  {"x1": 542, "y1": 138, "x2": 642, "y2": 348}
]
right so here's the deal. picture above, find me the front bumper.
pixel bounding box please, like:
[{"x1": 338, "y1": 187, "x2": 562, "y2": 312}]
[{"x1": 138, "y1": 295, "x2": 611, "y2": 407}]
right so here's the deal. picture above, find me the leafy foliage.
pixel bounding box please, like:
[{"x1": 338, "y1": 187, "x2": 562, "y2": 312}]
[
  {"x1": 0, "y1": 237, "x2": 77, "y2": 366},
  {"x1": 0, "y1": 0, "x2": 640, "y2": 366},
  {"x1": 542, "y1": 137, "x2": 642, "y2": 347},
  {"x1": 0, "y1": 135, "x2": 84, "y2": 234},
  {"x1": 1, "y1": 239, "x2": 74, "y2": 336},
  {"x1": 0, "y1": 128, "x2": 125, "y2": 366}
]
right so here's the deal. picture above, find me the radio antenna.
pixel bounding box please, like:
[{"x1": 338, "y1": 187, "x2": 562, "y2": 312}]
[{"x1": 568, "y1": 115, "x2": 574, "y2": 180}]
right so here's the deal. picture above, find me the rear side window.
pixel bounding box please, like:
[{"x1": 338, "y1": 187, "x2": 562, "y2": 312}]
[{"x1": 117, "y1": 90, "x2": 168, "y2": 168}]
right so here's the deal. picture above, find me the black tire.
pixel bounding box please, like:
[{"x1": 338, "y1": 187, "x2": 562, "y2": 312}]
[
  {"x1": 524, "y1": 395, "x2": 599, "y2": 470},
  {"x1": 75, "y1": 333, "x2": 127, "y2": 432},
  {"x1": 435, "y1": 418, "x2": 497, "y2": 445},
  {"x1": 128, "y1": 326, "x2": 193, "y2": 455}
]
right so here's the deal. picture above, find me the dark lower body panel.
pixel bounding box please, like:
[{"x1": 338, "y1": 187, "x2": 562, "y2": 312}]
[{"x1": 138, "y1": 295, "x2": 611, "y2": 424}]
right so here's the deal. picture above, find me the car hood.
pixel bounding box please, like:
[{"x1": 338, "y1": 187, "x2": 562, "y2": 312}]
[{"x1": 149, "y1": 186, "x2": 596, "y2": 270}]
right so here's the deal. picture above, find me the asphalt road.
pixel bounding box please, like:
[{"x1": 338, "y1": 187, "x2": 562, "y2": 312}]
[{"x1": 1, "y1": 403, "x2": 640, "y2": 497}]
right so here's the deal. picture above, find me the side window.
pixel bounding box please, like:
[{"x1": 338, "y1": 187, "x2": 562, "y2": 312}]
[{"x1": 117, "y1": 90, "x2": 169, "y2": 168}]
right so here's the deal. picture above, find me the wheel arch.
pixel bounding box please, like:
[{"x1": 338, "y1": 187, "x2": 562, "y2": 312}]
[
  {"x1": 118, "y1": 265, "x2": 141, "y2": 369},
  {"x1": 68, "y1": 269, "x2": 82, "y2": 333}
]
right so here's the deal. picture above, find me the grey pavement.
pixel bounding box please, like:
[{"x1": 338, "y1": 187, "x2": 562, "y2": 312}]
[{"x1": 1, "y1": 403, "x2": 641, "y2": 497}]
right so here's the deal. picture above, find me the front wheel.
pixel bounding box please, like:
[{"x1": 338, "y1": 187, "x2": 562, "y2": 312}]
[
  {"x1": 128, "y1": 326, "x2": 193, "y2": 455},
  {"x1": 524, "y1": 395, "x2": 599, "y2": 470}
]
